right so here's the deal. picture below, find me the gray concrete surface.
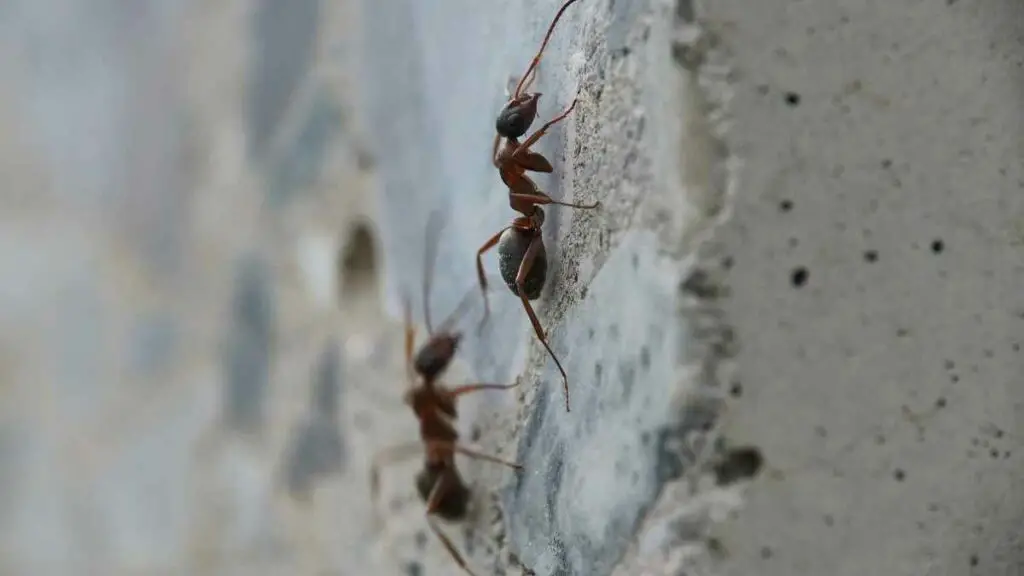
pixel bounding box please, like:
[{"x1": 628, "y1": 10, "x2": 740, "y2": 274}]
[{"x1": 698, "y1": 0, "x2": 1024, "y2": 574}]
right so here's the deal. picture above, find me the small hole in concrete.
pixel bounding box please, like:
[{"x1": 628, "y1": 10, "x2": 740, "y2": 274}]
[
  {"x1": 729, "y1": 381, "x2": 743, "y2": 397},
  {"x1": 784, "y1": 92, "x2": 801, "y2": 106},
  {"x1": 863, "y1": 250, "x2": 878, "y2": 263},
  {"x1": 713, "y1": 446, "x2": 764, "y2": 486},
  {"x1": 969, "y1": 554, "x2": 979, "y2": 567},
  {"x1": 760, "y1": 546, "x2": 774, "y2": 559},
  {"x1": 779, "y1": 199, "x2": 793, "y2": 212},
  {"x1": 893, "y1": 468, "x2": 906, "y2": 482},
  {"x1": 790, "y1": 266, "x2": 809, "y2": 288},
  {"x1": 930, "y1": 239, "x2": 945, "y2": 254},
  {"x1": 339, "y1": 222, "x2": 378, "y2": 298},
  {"x1": 935, "y1": 397, "x2": 947, "y2": 409},
  {"x1": 881, "y1": 158, "x2": 893, "y2": 169}
]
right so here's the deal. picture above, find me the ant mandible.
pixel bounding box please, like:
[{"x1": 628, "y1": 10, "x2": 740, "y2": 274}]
[
  {"x1": 371, "y1": 211, "x2": 522, "y2": 576},
  {"x1": 476, "y1": 0, "x2": 599, "y2": 413}
]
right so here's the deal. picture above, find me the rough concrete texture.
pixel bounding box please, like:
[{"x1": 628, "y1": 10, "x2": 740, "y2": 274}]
[{"x1": 360, "y1": 0, "x2": 746, "y2": 574}]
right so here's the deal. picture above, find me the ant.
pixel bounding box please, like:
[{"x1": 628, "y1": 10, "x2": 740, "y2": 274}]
[
  {"x1": 371, "y1": 211, "x2": 523, "y2": 576},
  {"x1": 476, "y1": 0, "x2": 599, "y2": 413}
]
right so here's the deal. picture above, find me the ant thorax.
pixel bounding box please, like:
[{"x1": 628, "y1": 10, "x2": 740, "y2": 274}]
[{"x1": 406, "y1": 385, "x2": 458, "y2": 422}]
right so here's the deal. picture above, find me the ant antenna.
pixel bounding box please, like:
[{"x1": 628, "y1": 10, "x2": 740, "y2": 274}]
[
  {"x1": 513, "y1": 0, "x2": 584, "y2": 100},
  {"x1": 422, "y1": 209, "x2": 447, "y2": 335}
]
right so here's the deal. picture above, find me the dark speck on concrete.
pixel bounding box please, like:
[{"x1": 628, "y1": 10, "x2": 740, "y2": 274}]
[
  {"x1": 405, "y1": 560, "x2": 423, "y2": 576},
  {"x1": 790, "y1": 266, "x2": 809, "y2": 288},
  {"x1": 712, "y1": 446, "x2": 765, "y2": 486},
  {"x1": 617, "y1": 361, "x2": 637, "y2": 400},
  {"x1": 729, "y1": 381, "x2": 743, "y2": 397}
]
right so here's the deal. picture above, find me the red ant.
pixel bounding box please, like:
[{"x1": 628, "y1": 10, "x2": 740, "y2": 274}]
[
  {"x1": 476, "y1": 0, "x2": 599, "y2": 413},
  {"x1": 371, "y1": 211, "x2": 522, "y2": 576}
]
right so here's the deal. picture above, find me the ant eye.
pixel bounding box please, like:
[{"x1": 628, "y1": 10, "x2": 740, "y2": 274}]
[{"x1": 496, "y1": 106, "x2": 530, "y2": 138}]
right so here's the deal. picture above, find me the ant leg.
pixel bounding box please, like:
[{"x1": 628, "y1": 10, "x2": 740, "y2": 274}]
[
  {"x1": 492, "y1": 133, "x2": 502, "y2": 168},
  {"x1": 423, "y1": 440, "x2": 522, "y2": 472},
  {"x1": 422, "y1": 209, "x2": 447, "y2": 336},
  {"x1": 515, "y1": 237, "x2": 572, "y2": 412},
  {"x1": 518, "y1": 64, "x2": 538, "y2": 96},
  {"x1": 476, "y1": 227, "x2": 510, "y2": 329},
  {"x1": 369, "y1": 441, "x2": 424, "y2": 529},
  {"x1": 510, "y1": 192, "x2": 600, "y2": 210},
  {"x1": 454, "y1": 444, "x2": 523, "y2": 471},
  {"x1": 425, "y1": 480, "x2": 479, "y2": 576},
  {"x1": 510, "y1": 95, "x2": 580, "y2": 162},
  {"x1": 403, "y1": 293, "x2": 415, "y2": 386},
  {"x1": 449, "y1": 382, "x2": 520, "y2": 397}
]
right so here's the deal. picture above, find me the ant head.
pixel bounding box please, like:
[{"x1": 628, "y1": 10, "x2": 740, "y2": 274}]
[
  {"x1": 413, "y1": 332, "x2": 462, "y2": 381},
  {"x1": 496, "y1": 93, "x2": 541, "y2": 139}
]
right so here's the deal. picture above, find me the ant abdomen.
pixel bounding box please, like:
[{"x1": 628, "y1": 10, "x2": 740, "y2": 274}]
[
  {"x1": 496, "y1": 94, "x2": 540, "y2": 139},
  {"x1": 416, "y1": 464, "x2": 470, "y2": 520},
  {"x1": 414, "y1": 334, "x2": 460, "y2": 380},
  {"x1": 498, "y1": 227, "x2": 547, "y2": 300}
]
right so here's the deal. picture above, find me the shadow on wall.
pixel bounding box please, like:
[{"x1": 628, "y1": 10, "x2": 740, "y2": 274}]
[
  {"x1": 221, "y1": 253, "x2": 276, "y2": 437},
  {"x1": 279, "y1": 337, "x2": 347, "y2": 502}
]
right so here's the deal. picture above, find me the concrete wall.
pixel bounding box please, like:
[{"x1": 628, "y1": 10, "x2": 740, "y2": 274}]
[
  {"x1": 0, "y1": 0, "x2": 1019, "y2": 575},
  {"x1": 703, "y1": 0, "x2": 1024, "y2": 574}
]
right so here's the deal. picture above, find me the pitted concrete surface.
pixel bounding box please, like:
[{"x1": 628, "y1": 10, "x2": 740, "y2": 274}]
[{"x1": 698, "y1": 0, "x2": 1024, "y2": 574}]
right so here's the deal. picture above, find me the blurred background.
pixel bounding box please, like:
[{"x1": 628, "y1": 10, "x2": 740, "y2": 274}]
[{"x1": 0, "y1": 1, "x2": 397, "y2": 573}]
